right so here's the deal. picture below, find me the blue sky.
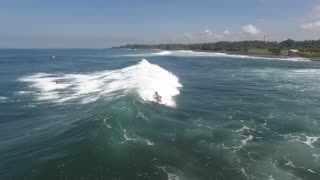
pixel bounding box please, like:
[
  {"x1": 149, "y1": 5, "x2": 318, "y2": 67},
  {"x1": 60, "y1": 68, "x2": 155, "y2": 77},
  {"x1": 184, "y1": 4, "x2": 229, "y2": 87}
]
[{"x1": 0, "y1": 0, "x2": 320, "y2": 48}]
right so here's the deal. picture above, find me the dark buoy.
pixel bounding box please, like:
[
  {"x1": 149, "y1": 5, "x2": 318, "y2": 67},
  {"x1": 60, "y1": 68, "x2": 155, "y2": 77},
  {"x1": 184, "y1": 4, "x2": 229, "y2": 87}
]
[{"x1": 50, "y1": 55, "x2": 55, "y2": 59}]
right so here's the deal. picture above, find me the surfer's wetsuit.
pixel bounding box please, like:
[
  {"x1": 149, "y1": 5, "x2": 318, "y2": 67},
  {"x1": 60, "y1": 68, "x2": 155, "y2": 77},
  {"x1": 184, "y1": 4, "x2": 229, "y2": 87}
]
[{"x1": 154, "y1": 92, "x2": 162, "y2": 103}]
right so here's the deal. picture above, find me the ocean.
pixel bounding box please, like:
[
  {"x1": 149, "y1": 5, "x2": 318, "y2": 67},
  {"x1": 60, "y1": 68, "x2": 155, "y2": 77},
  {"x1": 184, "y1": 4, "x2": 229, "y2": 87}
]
[{"x1": 0, "y1": 49, "x2": 319, "y2": 180}]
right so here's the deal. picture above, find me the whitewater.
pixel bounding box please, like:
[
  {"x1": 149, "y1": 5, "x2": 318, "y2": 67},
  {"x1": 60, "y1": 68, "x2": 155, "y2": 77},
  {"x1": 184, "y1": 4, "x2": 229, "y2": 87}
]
[{"x1": 18, "y1": 59, "x2": 182, "y2": 107}]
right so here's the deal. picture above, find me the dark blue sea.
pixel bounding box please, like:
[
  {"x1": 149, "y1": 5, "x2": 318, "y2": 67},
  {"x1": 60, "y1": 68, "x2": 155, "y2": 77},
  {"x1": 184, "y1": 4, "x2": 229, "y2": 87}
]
[{"x1": 0, "y1": 49, "x2": 320, "y2": 180}]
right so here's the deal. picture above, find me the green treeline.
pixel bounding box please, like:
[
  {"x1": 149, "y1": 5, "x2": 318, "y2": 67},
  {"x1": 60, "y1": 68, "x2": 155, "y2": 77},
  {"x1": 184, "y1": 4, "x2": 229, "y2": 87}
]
[{"x1": 116, "y1": 39, "x2": 320, "y2": 57}]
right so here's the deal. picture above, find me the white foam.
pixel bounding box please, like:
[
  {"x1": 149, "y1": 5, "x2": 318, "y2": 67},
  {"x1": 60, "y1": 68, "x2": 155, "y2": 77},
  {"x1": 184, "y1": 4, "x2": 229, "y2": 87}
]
[
  {"x1": 16, "y1": 91, "x2": 33, "y2": 95},
  {"x1": 121, "y1": 128, "x2": 155, "y2": 146},
  {"x1": 283, "y1": 134, "x2": 302, "y2": 142},
  {"x1": 304, "y1": 136, "x2": 319, "y2": 148},
  {"x1": 145, "y1": 139, "x2": 154, "y2": 146},
  {"x1": 234, "y1": 125, "x2": 253, "y2": 133},
  {"x1": 291, "y1": 69, "x2": 320, "y2": 73},
  {"x1": 123, "y1": 50, "x2": 172, "y2": 57},
  {"x1": 103, "y1": 119, "x2": 112, "y2": 129},
  {"x1": 308, "y1": 169, "x2": 316, "y2": 173},
  {"x1": 160, "y1": 167, "x2": 181, "y2": 180},
  {"x1": 284, "y1": 155, "x2": 296, "y2": 168},
  {"x1": 240, "y1": 168, "x2": 249, "y2": 178},
  {"x1": 268, "y1": 175, "x2": 275, "y2": 180},
  {"x1": 121, "y1": 129, "x2": 138, "y2": 143},
  {"x1": 242, "y1": 135, "x2": 253, "y2": 146},
  {"x1": 18, "y1": 59, "x2": 182, "y2": 107},
  {"x1": 0, "y1": 96, "x2": 7, "y2": 103},
  {"x1": 153, "y1": 50, "x2": 172, "y2": 55},
  {"x1": 124, "y1": 50, "x2": 310, "y2": 61},
  {"x1": 284, "y1": 134, "x2": 320, "y2": 148}
]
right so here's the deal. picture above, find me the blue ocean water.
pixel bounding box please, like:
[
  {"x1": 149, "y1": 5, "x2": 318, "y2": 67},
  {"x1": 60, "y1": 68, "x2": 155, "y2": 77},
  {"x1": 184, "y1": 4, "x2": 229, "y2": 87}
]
[{"x1": 0, "y1": 49, "x2": 320, "y2": 180}]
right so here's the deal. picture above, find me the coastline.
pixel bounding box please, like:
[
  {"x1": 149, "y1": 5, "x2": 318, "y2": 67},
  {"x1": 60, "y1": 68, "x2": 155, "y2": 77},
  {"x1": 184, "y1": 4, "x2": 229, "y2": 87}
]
[{"x1": 114, "y1": 39, "x2": 320, "y2": 59}]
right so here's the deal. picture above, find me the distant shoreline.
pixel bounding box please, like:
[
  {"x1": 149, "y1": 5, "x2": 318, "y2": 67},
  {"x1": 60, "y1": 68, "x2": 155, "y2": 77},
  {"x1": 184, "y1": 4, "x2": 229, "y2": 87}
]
[{"x1": 114, "y1": 39, "x2": 320, "y2": 59}]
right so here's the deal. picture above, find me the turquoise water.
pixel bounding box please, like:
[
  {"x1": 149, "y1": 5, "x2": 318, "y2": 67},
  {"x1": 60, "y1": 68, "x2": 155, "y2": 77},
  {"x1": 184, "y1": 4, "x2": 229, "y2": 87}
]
[{"x1": 0, "y1": 49, "x2": 320, "y2": 180}]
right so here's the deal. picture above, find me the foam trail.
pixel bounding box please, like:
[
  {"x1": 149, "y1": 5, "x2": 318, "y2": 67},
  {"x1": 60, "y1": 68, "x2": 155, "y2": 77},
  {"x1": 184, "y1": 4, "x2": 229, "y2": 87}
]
[
  {"x1": 123, "y1": 50, "x2": 310, "y2": 61},
  {"x1": 18, "y1": 59, "x2": 182, "y2": 107}
]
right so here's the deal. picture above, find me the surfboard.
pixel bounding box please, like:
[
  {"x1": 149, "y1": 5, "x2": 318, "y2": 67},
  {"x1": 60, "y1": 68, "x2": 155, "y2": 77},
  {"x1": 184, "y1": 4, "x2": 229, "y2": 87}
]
[{"x1": 152, "y1": 99, "x2": 166, "y2": 105}]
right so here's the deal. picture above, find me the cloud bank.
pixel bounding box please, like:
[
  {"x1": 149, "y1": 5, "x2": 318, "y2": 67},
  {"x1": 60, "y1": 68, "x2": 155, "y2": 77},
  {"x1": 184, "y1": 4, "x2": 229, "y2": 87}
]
[
  {"x1": 301, "y1": 21, "x2": 320, "y2": 30},
  {"x1": 242, "y1": 24, "x2": 261, "y2": 35},
  {"x1": 301, "y1": 5, "x2": 320, "y2": 31},
  {"x1": 180, "y1": 24, "x2": 264, "y2": 43}
]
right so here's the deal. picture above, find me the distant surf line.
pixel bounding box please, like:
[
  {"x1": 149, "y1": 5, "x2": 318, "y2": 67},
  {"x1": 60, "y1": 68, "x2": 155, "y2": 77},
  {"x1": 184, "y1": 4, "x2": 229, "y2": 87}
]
[{"x1": 120, "y1": 50, "x2": 311, "y2": 61}]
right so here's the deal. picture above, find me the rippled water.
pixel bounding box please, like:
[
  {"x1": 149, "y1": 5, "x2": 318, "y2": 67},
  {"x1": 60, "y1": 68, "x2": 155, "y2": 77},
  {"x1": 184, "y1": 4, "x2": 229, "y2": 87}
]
[{"x1": 0, "y1": 49, "x2": 319, "y2": 179}]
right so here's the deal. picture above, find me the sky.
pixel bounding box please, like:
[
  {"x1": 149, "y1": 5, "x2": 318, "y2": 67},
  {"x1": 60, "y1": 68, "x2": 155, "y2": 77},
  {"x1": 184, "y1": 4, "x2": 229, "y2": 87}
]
[{"x1": 0, "y1": 0, "x2": 320, "y2": 48}]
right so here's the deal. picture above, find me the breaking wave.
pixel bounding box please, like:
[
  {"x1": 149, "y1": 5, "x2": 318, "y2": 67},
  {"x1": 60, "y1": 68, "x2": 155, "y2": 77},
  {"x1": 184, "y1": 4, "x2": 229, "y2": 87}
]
[
  {"x1": 18, "y1": 59, "x2": 182, "y2": 107},
  {"x1": 123, "y1": 50, "x2": 310, "y2": 61}
]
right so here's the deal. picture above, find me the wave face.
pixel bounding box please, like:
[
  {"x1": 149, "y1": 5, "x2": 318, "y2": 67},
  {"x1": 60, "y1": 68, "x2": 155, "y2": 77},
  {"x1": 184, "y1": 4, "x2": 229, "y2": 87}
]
[
  {"x1": 124, "y1": 50, "x2": 310, "y2": 61},
  {"x1": 18, "y1": 59, "x2": 182, "y2": 107}
]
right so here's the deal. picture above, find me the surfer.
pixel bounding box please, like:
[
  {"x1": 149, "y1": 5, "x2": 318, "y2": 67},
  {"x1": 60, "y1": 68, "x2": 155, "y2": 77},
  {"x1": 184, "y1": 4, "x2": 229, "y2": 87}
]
[{"x1": 153, "y1": 91, "x2": 162, "y2": 103}]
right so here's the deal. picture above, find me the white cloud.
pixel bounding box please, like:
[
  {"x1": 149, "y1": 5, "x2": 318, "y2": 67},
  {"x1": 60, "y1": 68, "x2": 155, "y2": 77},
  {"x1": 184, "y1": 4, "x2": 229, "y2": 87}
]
[
  {"x1": 308, "y1": 5, "x2": 320, "y2": 19},
  {"x1": 301, "y1": 5, "x2": 320, "y2": 31},
  {"x1": 204, "y1": 29, "x2": 214, "y2": 36},
  {"x1": 178, "y1": 26, "x2": 266, "y2": 43},
  {"x1": 242, "y1": 24, "x2": 261, "y2": 35},
  {"x1": 223, "y1": 30, "x2": 230, "y2": 35},
  {"x1": 179, "y1": 30, "x2": 224, "y2": 43},
  {"x1": 184, "y1": 33, "x2": 192, "y2": 39},
  {"x1": 203, "y1": 29, "x2": 222, "y2": 40},
  {"x1": 301, "y1": 20, "x2": 320, "y2": 30}
]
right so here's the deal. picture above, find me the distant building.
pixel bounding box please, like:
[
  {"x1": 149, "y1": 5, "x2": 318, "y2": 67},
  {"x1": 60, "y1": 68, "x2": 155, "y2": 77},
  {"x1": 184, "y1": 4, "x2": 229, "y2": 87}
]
[{"x1": 288, "y1": 49, "x2": 299, "y2": 56}]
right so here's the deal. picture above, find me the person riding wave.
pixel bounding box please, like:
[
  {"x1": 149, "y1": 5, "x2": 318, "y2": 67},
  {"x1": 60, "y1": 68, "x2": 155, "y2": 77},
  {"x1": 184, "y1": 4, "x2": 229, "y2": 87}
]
[{"x1": 153, "y1": 91, "x2": 162, "y2": 103}]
